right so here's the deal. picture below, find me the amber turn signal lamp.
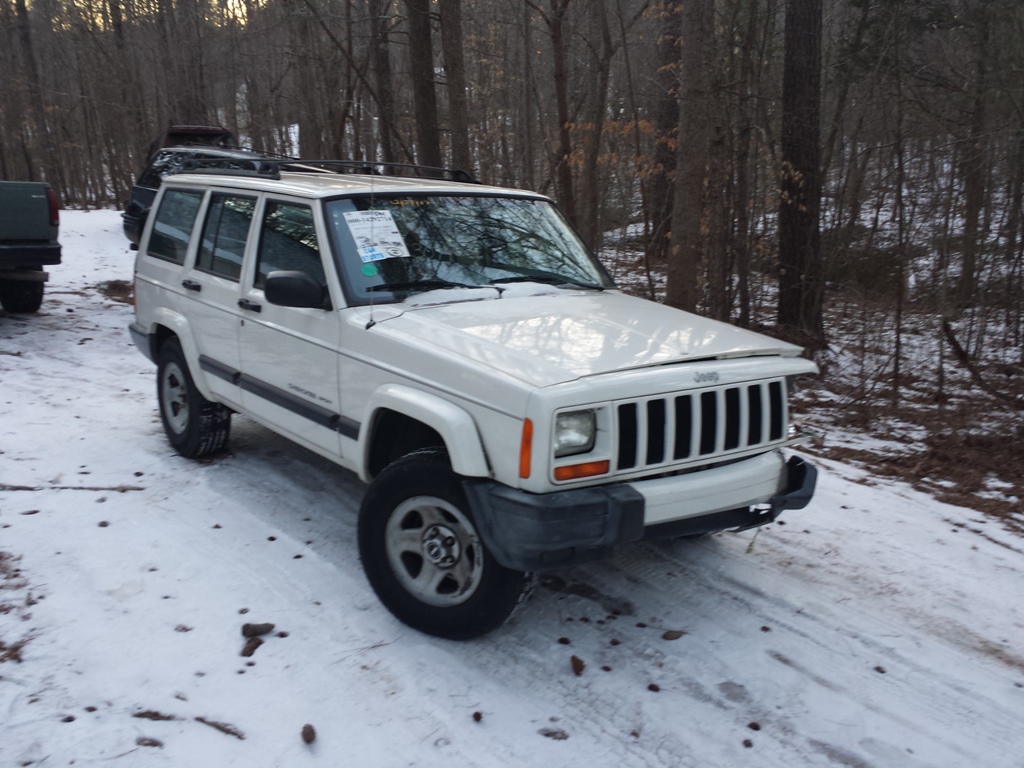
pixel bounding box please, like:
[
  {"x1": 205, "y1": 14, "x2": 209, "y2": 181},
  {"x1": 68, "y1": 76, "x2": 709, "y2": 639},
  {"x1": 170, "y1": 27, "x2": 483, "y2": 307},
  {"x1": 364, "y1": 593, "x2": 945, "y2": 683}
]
[
  {"x1": 519, "y1": 418, "x2": 533, "y2": 478},
  {"x1": 554, "y1": 460, "x2": 610, "y2": 482}
]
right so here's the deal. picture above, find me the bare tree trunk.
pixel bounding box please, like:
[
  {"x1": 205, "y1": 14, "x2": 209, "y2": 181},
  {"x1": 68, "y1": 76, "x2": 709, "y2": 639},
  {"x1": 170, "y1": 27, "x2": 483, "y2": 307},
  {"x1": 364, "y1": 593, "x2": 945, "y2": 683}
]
[
  {"x1": 821, "y1": 0, "x2": 869, "y2": 179},
  {"x1": 733, "y1": 0, "x2": 760, "y2": 328},
  {"x1": 295, "y1": 10, "x2": 322, "y2": 158},
  {"x1": 520, "y1": 0, "x2": 536, "y2": 189},
  {"x1": 170, "y1": 0, "x2": 207, "y2": 123},
  {"x1": 336, "y1": 0, "x2": 356, "y2": 158},
  {"x1": 1005, "y1": 125, "x2": 1024, "y2": 351},
  {"x1": 579, "y1": 0, "x2": 615, "y2": 250},
  {"x1": 892, "y1": 6, "x2": 907, "y2": 403},
  {"x1": 936, "y1": 141, "x2": 959, "y2": 404},
  {"x1": 666, "y1": 0, "x2": 711, "y2": 313},
  {"x1": 548, "y1": 0, "x2": 577, "y2": 226},
  {"x1": 439, "y1": 0, "x2": 472, "y2": 175},
  {"x1": 14, "y1": 0, "x2": 59, "y2": 188},
  {"x1": 777, "y1": 0, "x2": 824, "y2": 347},
  {"x1": 647, "y1": 1, "x2": 681, "y2": 266},
  {"x1": 405, "y1": 0, "x2": 443, "y2": 169},
  {"x1": 956, "y1": 10, "x2": 990, "y2": 308},
  {"x1": 706, "y1": 22, "x2": 729, "y2": 323},
  {"x1": 108, "y1": 0, "x2": 146, "y2": 190},
  {"x1": 616, "y1": 0, "x2": 656, "y2": 298},
  {"x1": 371, "y1": 0, "x2": 397, "y2": 163}
]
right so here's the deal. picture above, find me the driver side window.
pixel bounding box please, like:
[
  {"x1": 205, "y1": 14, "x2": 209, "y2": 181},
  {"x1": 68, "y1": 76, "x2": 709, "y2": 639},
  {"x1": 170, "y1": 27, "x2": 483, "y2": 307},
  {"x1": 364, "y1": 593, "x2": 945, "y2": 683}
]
[{"x1": 254, "y1": 201, "x2": 325, "y2": 289}]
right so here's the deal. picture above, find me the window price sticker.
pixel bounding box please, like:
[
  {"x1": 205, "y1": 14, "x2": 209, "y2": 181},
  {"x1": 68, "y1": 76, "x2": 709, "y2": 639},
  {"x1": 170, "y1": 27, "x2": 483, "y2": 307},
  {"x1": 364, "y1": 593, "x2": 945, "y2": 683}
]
[{"x1": 343, "y1": 210, "x2": 411, "y2": 263}]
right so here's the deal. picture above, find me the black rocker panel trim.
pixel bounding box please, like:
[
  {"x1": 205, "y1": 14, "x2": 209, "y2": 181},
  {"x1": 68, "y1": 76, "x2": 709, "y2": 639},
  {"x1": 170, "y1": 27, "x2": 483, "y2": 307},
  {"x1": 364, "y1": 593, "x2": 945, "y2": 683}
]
[
  {"x1": 197, "y1": 354, "x2": 359, "y2": 439},
  {"x1": 199, "y1": 355, "x2": 240, "y2": 384}
]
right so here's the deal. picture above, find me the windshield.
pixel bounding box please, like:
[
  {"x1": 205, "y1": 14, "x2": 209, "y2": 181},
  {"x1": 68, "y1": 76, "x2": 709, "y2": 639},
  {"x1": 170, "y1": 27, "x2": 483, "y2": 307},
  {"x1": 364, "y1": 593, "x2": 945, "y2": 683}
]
[{"x1": 324, "y1": 195, "x2": 613, "y2": 304}]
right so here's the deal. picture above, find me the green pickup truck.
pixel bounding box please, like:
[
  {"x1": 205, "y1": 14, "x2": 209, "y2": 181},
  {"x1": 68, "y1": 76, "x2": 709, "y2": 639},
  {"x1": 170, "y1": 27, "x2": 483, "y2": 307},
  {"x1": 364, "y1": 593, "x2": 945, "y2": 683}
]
[{"x1": 0, "y1": 180, "x2": 62, "y2": 313}]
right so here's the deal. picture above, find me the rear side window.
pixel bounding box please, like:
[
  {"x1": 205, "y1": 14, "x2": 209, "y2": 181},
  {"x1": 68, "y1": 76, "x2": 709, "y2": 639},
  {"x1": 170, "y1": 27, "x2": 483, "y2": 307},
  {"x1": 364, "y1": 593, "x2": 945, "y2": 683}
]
[
  {"x1": 254, "y1": 202, "x2": 325, "y2": 289},
  {"x1": 197, "y1": 194, "x2": 256, "y2": 280},
  {"x1": 148, "y1": 189, "x2": 203, "y2": 265}
]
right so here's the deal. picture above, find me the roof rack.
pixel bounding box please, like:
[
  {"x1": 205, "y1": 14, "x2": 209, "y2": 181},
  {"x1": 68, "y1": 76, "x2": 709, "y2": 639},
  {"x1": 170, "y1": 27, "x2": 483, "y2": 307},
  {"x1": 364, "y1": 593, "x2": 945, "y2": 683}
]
[
  {"x1": 178, "y1": 156, "x2": 284, "y2": 180},
  {"x1": 173, "y1": 156, "x2": 478, "y2": 184},
  {"x1": 277, "y1": 160, "x2": 479, "y2": 185}
]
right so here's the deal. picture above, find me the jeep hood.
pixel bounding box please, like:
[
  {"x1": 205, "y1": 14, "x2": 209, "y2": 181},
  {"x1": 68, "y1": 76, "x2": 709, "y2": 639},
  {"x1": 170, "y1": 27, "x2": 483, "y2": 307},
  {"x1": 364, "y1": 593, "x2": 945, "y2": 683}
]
[{"x1": 370, "y1": 291, "x2": 803, "y2": 388}]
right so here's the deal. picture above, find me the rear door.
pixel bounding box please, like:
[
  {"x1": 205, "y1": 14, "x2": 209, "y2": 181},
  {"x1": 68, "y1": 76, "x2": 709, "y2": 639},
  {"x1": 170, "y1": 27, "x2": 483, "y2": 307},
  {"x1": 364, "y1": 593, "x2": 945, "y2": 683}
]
[
  {"x1": 236, "y1": 197, "x2": 345, "y2": 458},
  {"x1": 179, "y1": 190, "x2": 257, "y2": 407}
]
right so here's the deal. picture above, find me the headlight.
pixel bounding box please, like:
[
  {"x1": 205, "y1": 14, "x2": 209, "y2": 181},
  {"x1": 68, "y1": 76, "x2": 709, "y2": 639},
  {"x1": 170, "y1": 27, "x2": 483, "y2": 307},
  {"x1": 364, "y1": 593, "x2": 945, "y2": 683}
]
[{"x1": 554, "y1": 410, "x2": 596, "y2": 457}]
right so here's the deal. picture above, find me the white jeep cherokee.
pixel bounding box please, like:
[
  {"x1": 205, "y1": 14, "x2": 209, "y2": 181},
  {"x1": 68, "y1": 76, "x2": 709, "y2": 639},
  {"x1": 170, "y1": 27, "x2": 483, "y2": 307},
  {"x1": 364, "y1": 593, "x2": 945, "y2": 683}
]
[{"x1": 130, "y1": 161, "x2": 818, "y2": 639}]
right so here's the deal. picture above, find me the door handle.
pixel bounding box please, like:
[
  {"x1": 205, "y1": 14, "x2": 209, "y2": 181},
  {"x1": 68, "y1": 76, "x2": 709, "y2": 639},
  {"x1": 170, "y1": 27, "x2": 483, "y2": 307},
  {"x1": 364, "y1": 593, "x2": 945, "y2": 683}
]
[
  {"x1": 182, "y1": 279, "x2": 201, "y2": 292},
  {"x1": 237, "y1": 299, "x2": 262, "y2": 313}
]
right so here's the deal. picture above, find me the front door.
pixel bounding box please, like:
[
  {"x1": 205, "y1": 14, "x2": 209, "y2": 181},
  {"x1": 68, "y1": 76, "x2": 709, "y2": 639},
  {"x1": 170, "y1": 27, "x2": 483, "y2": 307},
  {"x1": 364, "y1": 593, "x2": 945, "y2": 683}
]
[{"x1": 237, "y1": 198, "x2": 345, "y2": 459}]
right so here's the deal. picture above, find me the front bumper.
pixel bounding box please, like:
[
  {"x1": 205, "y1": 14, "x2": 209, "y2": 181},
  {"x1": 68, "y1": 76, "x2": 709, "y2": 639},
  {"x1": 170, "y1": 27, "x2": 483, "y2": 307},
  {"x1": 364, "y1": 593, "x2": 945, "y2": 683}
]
[{"x1": 464, "y1": 454, "x2": 816, "y2": 572}]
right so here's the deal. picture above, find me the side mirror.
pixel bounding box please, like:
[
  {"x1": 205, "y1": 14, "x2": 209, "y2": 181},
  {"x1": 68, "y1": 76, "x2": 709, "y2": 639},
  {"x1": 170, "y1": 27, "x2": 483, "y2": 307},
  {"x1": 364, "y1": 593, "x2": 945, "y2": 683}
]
[{"x1": 264, "y1": 270, "x2": 332, "y2": 310}]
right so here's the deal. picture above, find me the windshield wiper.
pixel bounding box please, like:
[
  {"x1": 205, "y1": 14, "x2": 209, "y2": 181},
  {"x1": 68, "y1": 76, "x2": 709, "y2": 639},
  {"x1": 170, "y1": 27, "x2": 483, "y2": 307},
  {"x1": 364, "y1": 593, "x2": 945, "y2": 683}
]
[
  {"x1": 367, "y1": 278, "x2": 494, "y2": 294},
  {"x1": 490, "y1": 274, "x2": 605, "y2": 291}
]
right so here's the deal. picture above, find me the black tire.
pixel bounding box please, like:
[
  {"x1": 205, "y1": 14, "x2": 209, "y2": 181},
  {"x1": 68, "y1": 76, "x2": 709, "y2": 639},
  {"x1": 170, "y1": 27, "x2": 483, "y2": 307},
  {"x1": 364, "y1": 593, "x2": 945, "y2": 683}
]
[
  {"x1": 0, "y1": 276, "x2": 44, "y2": 313},
  {"x1": 156, "y1": 337, "x2": 231, "y2": 458},
  {"x1": 358, "y1": 448, "x2": 534, "y2": 640}
]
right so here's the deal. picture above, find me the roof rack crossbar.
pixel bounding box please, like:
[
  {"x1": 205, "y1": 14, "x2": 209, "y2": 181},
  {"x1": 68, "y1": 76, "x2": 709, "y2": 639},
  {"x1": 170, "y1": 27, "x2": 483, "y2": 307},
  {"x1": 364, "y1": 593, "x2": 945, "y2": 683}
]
[
  {"x1": 168, "y1": 156, "x2": 479, "y2": 185},
  {"x1": 273, "y1": 159, "x2": 479, "y2": 184}
]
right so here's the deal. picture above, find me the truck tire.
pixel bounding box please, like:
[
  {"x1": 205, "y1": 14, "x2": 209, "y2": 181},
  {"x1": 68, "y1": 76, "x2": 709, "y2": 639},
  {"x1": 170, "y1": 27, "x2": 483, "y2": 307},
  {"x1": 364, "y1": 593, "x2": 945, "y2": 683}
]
[
  {"x1": 358, "y1": 448, "x2": 534, "y2": 640},
  {"x1": 0, "y1": 277, "x2": 44, "y2": 313},
  {"x1": 156, "y1": 337, "x2": 231, "y2": 458}
]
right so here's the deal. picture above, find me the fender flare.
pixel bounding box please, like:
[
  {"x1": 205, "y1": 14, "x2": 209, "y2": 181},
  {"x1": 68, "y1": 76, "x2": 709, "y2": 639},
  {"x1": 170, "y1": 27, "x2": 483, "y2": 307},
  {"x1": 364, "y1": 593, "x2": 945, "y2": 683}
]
[
  {"x1": 361, "y1": 384, "x2": 491, "y2": 482},
  {"x1": 147, "y1": 309, "x2": 217, "y2": 401}
]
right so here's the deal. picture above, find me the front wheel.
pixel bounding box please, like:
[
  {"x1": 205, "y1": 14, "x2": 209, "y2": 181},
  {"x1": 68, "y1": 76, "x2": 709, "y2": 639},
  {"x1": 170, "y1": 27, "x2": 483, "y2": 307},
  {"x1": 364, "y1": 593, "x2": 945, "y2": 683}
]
[
  {"x1": 358, "y1": 448, "x2": 534, "y2": 640},
  {"x1": 156, "y1": 338, "x2": 231, "y2": 458}
]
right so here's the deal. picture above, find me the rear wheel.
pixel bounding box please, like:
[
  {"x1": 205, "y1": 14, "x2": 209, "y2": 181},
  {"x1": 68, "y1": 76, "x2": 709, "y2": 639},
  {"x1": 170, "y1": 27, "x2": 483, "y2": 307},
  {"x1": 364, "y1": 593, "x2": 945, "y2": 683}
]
[
  {"x1": 156, "y1": 338, "x2": 231, "y2": 458},
  {"x1": 0, "y1": 272, "x2": 44, "y2": 313},
  {"x1": 358, "y1": 448, "x2": 533, "y2": 640}
]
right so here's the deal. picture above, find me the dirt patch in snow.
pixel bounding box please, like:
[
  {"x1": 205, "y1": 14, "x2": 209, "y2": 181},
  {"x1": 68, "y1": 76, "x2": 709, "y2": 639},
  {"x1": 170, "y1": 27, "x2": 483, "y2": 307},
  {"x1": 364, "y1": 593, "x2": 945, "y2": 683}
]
[
  {"x1": 0, "y1": 551, "x2": 36, "y2": 663},
  {"x1": 94, "y1": 279, "x2": 133, "y2": 304}
]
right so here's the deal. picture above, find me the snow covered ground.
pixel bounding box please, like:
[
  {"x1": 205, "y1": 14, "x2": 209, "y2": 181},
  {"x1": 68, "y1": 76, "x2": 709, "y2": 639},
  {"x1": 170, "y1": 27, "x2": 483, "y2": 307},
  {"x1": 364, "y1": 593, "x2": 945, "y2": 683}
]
[{"x1": 1, "y1": 211, "x2": 1023, "y2": 767}]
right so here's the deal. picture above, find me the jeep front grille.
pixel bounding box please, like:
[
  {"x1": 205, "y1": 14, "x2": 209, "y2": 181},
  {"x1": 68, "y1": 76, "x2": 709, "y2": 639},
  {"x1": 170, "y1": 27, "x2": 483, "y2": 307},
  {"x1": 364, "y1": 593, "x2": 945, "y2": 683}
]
[{"x1": 615, "y1": 380, "x2": 786, "y2": 472}]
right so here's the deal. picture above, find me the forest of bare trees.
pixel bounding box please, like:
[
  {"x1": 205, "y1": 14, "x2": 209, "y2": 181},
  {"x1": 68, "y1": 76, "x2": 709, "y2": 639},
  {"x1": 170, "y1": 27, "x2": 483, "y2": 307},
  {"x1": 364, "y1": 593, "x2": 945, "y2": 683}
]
[{"x1": 3, "y1": 0, "x2": 1024, "y2": 488}]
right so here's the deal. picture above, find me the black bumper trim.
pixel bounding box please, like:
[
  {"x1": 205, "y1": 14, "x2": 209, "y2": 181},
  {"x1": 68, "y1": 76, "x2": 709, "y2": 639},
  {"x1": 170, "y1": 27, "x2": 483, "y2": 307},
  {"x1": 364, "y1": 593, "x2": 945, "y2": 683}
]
[
  {"x1": 464, "y1": 481, "x2": 645, "y2": 573},
  {"x1": 129, "y1": 322, "x2": 155, "y2": 362},
  {"x1": 464, "y1": 456, "x2": 817, "y2": 573},
  {"x1": 769, "y1": 456, "x2": 817, "y2": 513}
]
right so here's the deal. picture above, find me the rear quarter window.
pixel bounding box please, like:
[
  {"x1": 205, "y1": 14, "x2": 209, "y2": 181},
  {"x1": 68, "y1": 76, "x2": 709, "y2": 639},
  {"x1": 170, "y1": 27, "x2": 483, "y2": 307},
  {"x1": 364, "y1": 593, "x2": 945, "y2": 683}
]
[{"x1": 147, "y1": 189, "x2": 204, "y2": 265}]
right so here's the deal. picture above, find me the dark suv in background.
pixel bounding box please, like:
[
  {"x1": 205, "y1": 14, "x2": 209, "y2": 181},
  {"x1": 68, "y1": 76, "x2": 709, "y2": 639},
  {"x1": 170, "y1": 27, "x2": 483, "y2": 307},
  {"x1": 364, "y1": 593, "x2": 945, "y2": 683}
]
[{"x1": 122, "y1": 125, "x2": 272, "y2": 245}]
